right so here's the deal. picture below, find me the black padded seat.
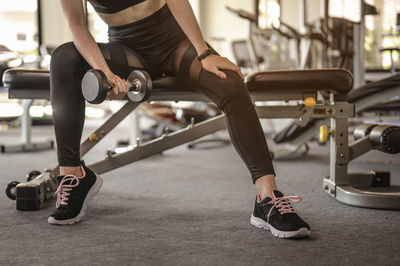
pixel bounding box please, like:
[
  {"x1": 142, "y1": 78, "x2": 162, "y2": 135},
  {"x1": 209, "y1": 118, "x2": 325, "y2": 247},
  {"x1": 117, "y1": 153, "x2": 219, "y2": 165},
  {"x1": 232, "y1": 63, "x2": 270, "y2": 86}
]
[
  {"x1": 3, "y1": 68, "x2": 201, "y2": 101},
  {"x1": 246, "y1": 69, "x2": 353, "y2": 95},
  {"x1": 3, "y1": 69, "x2": 51, "y2": 100},
  {"x1": 3, "y1": 68, "x2": 354, "y2": 101}
]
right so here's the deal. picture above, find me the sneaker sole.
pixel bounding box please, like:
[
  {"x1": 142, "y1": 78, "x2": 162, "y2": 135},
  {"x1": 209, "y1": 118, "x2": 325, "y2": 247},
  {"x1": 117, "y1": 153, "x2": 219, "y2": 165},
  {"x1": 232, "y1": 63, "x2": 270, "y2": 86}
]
[
  {"x1": 48, "y1": 174, "x2": 103, "y2": 225},
  {"x1": 250, "y1": 215, "x2": 310, "y2": 239}
]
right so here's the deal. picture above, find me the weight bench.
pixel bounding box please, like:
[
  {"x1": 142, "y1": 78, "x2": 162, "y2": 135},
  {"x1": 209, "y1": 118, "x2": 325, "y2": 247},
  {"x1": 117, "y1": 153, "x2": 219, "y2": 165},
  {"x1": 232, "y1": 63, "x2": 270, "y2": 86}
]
[
  {"x1": 4, "y1": 67, "x2": 400, "y2": 211},
  {"x1": 1, "y1": 70, "x2": 54, "y2": 153}
]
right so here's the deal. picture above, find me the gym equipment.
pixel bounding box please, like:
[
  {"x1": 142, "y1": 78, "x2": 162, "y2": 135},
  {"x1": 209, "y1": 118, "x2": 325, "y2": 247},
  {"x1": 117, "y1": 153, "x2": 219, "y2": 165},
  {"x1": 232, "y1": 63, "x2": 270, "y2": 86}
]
[
  {"x1": 5, "y1": 181, "x2": 20, "y2": 200},
  {"x1": 274, "y1": 72, "x2": 400, "y2": 148},
  {"x1": 3, "y1": 66, "x2": 400, "y2": 210},
  {"x1": 81, "y1": 69, "x2": 152, "y2": 104},
  {"x1": 227, "y1": 5, "x2": 334, "y2": 71},
  {"x1": 320, "y1": 123, "x2": 400, "y2": 154},
  {"x1": 5, "y1": 170, "x2": 43, "y2": 202},
  {"x1": 353, "y1": 124, "x2": 400, "y2": 154}
]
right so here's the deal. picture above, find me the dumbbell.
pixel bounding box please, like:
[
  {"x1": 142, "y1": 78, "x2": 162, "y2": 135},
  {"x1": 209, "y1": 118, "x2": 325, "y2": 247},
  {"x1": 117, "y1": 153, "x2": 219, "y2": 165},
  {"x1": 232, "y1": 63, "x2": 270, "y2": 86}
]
[{"x1": 81, "y1": 69, "x2": 152, "y2": 104}]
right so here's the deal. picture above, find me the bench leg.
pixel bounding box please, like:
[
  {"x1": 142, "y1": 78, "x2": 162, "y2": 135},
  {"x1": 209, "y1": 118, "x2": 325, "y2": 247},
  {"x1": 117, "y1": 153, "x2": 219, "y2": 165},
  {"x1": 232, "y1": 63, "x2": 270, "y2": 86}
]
[{"x1": 1, "y1": 99, "x2": 54, "y2": 153}]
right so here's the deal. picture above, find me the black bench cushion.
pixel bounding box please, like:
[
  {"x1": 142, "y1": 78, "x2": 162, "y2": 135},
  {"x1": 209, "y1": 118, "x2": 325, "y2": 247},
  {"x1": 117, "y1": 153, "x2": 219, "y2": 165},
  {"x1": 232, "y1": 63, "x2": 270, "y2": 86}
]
[
  {"x1": 3, "y1": 69, "x2": 199, "y2": 100},
  {"x1": 246, "y1": 69, "x2": 353, "y2": 95},
  {"x1": 3, "y1": 68, "x2": 354, "y2": 100},
  {"x1": 3, "y1": 69, "x2": 51, "y2": 100}
]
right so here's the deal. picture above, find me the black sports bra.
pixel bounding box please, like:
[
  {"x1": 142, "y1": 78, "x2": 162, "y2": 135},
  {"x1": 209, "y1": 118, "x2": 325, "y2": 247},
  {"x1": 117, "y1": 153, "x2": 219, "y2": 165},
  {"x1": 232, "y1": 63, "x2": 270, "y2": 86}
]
[{"x1": 87, "y1": 0, "x2": 146, "y2": 14}]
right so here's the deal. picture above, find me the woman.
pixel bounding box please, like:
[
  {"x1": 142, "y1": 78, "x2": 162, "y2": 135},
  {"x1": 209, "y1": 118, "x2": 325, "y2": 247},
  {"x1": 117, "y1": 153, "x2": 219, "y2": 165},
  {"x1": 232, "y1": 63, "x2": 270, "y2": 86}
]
[{"x1": 49, "y1": 0, "x2": 310, "y2": 239}]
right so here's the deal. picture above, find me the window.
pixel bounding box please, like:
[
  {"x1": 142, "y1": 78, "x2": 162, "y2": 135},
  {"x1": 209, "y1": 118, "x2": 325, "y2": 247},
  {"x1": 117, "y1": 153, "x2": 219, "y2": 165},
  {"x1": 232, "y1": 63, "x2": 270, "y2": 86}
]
[
  {"x1": 258, "y1": 0, "x2": 280, "y2": 29},
  {"x1": 364, "y1": 0, "x2": 400, "y2": 70},
  {"x1": 0, "y1": 0, "x2": 38, "y2": 53}
]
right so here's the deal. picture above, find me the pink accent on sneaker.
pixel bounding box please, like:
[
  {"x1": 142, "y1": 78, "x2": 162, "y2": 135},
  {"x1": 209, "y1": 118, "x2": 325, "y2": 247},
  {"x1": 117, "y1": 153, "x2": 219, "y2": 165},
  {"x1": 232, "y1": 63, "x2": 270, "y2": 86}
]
[
  {"x1": 263, "y1": 195, "x2": 302, "y2": 223},
  {"x1": 55, "y1": 165, "x2": 86, "y2": 208}
]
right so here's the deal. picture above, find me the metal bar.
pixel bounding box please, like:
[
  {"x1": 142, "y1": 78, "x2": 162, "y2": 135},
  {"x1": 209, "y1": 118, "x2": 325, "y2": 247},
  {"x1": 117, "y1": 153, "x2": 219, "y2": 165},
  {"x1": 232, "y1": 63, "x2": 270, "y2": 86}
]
[
  {"x1": 80, "y1": 102, "x2": 139, "y2": 157},
  {"x1": 88, "y1": 114, "x2": 227, "y2": 174},
  {"x1": 1, "y1": 141, "x2": 53, "y2": 153},
  {"x1": 335, "y1": 186, "x2": 400, "y2": 209},
  {"x1": 255, "y1": 103, "x2": 354, "y2": 119},
  {"x1": 37, "y1": 0, "x2": 42, "y2": 55},
  {"x1": 329, "y1": 115, "x2": 349, "y2": 186},
  {"x1": 21, "y1": 99, "x2": 33, "y2": 144},
  {"x1": 255, "y1": 105, "x2": 306, "y2": 118},
  {"x1": 348, "y1": 137, "x2": 373, "y2": 161},
  {"x1": 128, "y1": 109, "x2": 142, "y2": 145},
  {"x1": 353, "y1": 4, "x2": 366, "y2": 88}
]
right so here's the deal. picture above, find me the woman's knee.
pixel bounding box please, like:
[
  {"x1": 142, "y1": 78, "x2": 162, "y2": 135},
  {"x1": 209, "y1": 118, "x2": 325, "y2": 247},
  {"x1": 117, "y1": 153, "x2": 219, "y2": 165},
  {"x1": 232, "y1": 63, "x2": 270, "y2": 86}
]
[
  {"x1": 50, "y1": 42, "x2": 84, "y2": 76},
  {"x1": 215, "y1": 70, "x2": 252, "y2": 109},
  {"x1": 50, "y1": 42, "x2": 87, "y2": 102}
]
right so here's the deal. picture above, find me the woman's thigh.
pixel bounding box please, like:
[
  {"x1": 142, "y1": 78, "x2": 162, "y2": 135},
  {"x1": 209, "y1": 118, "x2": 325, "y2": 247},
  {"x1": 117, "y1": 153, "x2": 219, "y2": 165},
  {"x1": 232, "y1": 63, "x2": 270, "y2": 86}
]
[{"x1": 164, "y1": 39, "x2": 251, "y2": 109}]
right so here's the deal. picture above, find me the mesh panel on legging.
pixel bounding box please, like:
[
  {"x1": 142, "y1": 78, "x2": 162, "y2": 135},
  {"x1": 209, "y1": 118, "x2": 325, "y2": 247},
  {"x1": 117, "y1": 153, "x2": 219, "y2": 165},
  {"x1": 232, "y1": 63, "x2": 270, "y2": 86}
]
[
  {"x1": 165, "y1": 40, "x2": 276, "y2": 182},
  {"x1": 50, "y1": 42, "x2": 145, "y2": 166}
]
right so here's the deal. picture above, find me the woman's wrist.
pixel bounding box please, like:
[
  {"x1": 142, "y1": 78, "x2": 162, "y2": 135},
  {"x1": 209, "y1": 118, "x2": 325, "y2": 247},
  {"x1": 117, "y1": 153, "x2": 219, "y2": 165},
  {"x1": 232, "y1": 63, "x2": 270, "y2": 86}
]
[
  {"x1": 197, "y1": 48, "x2": 217, "y2": 62},
  {"x1": 195, "y1": 43, "x2": 209, "y2": 56}
]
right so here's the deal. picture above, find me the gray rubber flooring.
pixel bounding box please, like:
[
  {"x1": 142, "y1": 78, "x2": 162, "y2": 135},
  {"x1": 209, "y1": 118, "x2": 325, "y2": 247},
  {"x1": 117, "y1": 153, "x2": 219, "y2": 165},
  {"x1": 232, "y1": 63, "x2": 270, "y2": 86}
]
[{"x1": 0, "y1": 120, "x2": 399, "y2": 266}]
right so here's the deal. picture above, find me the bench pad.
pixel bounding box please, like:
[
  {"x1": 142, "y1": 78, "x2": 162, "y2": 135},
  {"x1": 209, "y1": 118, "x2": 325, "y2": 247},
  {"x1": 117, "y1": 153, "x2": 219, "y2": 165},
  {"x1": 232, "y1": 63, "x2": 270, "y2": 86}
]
[
  {"x1": 3, "y1": 68, "x2": 354, "y2": 100},
  {"x1": 246, "y1": 69, "x2": 353, "y2": 95}
]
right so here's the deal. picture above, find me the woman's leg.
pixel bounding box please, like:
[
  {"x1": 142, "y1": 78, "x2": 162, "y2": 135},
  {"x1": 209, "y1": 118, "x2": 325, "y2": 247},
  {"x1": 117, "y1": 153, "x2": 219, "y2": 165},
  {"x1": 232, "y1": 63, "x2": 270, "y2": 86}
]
[
  {"x1": 49, "y1": 42, "x2": 149, "y2": 225},
  {"x1": 165, "y1": 40, "x2": 277, "y2": 197},
  {"x1": 50, "y1": 42, "x2": 144, "y2": 176},
  {"x1": 50, "y1": 42, "x2": 89, "y2": 176}
]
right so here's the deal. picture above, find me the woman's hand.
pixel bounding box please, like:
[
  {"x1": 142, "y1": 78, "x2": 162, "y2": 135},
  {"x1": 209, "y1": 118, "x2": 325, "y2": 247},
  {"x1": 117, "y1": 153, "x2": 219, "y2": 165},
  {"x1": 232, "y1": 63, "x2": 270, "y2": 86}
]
[
  {"x1": 105, "y1": 72, "x2": 129, "y2": 101},
  {"x1": 200, "y1": 55, "x2": 244, "y2": 80}
]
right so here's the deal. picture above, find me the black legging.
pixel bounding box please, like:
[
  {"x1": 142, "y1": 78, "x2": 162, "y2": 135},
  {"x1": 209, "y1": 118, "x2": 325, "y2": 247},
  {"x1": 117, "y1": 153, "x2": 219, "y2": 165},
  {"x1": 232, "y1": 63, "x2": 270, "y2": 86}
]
[{"x1": 50, "y1": 5, "x2": 275, "y2": 183}]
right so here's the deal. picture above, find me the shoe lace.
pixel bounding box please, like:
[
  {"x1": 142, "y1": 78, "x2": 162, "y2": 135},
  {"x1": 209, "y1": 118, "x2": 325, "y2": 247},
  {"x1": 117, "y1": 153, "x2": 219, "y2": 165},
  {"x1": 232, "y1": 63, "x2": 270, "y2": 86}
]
[
  {"x1": 56, "y1": 176, "x2": 80, "y2": 208},
  {"x1": 263, "y1": 196, "x2": 302, "y2": 223}
]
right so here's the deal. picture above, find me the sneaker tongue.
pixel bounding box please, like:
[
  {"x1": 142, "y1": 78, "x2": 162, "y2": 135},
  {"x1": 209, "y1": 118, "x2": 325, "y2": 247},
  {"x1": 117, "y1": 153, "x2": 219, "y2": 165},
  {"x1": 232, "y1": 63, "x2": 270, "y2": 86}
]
[
  {"x1": 259, "y1": 195, "x2": 272, "y2": 204},
  {"x1": 273, "y1": 190, "x2": 284, "y2": 198}
]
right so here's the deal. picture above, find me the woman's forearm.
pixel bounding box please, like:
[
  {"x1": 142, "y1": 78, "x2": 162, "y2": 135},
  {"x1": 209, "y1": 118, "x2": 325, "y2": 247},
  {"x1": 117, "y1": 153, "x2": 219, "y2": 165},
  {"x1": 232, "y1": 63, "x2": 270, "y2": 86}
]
[
  {"x1": 60, "y1": 0, "x2": 112, "y2": 75},
  {"x1": 69, "y1": 24, "x2": 112, "y2": 75},
  {"x1": 166, "y1": 0, "x2": 208, "y2": 56}
]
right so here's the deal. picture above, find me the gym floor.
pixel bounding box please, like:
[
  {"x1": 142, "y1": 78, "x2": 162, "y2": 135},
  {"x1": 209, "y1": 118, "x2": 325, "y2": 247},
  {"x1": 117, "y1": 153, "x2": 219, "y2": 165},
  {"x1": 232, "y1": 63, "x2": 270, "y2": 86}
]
[{"x1": 1, "y1": 118, "x2": 399, "y2": 265}]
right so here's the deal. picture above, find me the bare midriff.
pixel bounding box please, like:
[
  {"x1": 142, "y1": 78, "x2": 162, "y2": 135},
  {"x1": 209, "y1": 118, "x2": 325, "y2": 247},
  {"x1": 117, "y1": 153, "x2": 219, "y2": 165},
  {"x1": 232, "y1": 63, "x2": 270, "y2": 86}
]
[{"x1": 96, "y1": 0, "x2": 167, "y2": 27}]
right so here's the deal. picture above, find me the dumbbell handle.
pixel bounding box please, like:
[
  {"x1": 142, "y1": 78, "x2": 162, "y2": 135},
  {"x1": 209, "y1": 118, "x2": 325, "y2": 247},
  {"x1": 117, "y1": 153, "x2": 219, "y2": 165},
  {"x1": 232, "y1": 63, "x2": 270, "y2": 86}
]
[{"x1": 106, "y1": 77, "x2": 142, "y2": 94}]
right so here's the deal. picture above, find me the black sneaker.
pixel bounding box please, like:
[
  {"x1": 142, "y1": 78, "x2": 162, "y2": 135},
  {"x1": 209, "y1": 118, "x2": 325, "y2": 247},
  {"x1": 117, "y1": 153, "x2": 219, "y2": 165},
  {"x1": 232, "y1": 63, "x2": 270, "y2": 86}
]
[
  {"x1": 250, "y1": 190, "x2": 310, "y2": 238},
  {"x1": 48, "y1": 163, "x2": 103, "y2": 225}
]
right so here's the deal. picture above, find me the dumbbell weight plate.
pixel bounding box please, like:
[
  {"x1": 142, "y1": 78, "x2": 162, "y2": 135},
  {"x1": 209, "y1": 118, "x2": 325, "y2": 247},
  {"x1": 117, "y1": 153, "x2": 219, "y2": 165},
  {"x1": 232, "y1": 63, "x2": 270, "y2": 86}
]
[
  {"x1": 126, "y1": 70, "x2": 152, "y2": 103},
  {"x1": 82, "y1": 69, "x2": 109, "y2": 104},
  {"x1": 6, "y1": 181, "x2": 20, "y2": 200}
]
